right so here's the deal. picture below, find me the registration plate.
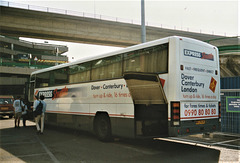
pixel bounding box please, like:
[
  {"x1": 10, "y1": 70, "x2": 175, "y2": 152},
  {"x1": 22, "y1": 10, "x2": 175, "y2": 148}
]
[
  {"x1": 1, "y1": 107, "x2": 8, "y2": 111},
  {"x1": 196, "y1": 120, "x2": 206, "y2": 125}
]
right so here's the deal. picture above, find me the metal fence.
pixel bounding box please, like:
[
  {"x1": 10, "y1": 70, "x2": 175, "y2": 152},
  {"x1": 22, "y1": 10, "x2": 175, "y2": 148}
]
[
  {"x1": 220, "y1": 90, "x2": 240, "y2": 133},
  {"x1": 0, "y1": 58, "x2": 65, "y2": 69},
  {"x1": 220, "y1": 77, "x2": 240, "y2": 134}
]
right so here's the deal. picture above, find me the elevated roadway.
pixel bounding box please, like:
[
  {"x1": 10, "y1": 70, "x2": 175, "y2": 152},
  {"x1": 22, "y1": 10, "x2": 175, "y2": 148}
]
[
  {"x1": 0, "y1": 5, "x2": 239, "y2": 78},
  {"x1": 0, "y1": 6, "x2": 239, "y2": 47}
]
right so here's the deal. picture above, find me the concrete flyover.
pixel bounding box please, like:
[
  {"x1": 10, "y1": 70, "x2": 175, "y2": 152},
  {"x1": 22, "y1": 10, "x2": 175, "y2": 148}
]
[
  {"x1": 0, "y1": 6, "x2": 239, "y2": 47},
  {"x1": 219, "y1": 45, "x2": 240, "y2": 77}
]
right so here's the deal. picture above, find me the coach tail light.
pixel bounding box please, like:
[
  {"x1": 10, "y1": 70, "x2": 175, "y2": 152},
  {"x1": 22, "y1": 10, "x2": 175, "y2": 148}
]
[{"x1": 171, "y1": 102, "x2": 180, "y2": 126}]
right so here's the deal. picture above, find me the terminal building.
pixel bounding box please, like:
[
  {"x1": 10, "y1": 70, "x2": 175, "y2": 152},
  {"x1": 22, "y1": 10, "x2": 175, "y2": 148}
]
[{"x1": 0, "y1": 35, "x2": 68, "y2": 98}]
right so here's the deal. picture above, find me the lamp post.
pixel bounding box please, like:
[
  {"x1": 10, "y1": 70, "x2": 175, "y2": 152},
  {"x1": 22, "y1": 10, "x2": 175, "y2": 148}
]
[{"x1": 141, "y1": 0, "x2": 146, "y2": 43}]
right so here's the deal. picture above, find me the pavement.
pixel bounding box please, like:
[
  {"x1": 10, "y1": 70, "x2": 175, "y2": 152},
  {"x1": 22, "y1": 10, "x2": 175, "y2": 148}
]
[{"x1": 0, "y1": 117, "x2": 239, "y2": 163}]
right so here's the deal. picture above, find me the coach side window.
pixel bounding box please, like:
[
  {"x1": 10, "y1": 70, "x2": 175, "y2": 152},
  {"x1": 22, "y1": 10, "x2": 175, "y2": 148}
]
[
  {"x1": 35, "y1": 72, "x2": 50, "y2": 88},
  {"x1": 123, "y1": 44, "x2": 168, "y2": 73},
  {"x1": 123, "y1": 51, "x2": 141, "y2": 72},
  {"x1": 142, "y1": 44, "x2": 168, "y2": 73},
  {"x1": 91, "y1": 55, "x2": 122, "y2": 80},
  {"x1": 52, "y1": 68, "x2": 69, "y2": 86},
  {"x1": 69, "y1": 62, "x2": 91, "y2": 83}
]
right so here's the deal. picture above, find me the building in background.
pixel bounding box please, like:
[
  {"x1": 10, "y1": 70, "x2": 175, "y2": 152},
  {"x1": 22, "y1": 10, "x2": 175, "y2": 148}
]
[{"x1": 0, "y1": 35, "x2": 68, "y2": 99}]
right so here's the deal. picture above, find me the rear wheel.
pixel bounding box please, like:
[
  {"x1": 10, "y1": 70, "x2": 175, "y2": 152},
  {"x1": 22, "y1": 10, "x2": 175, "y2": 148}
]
[
  {"x1": 94, "y1": 114, "x2": 112, "y2": 142},
  {"x1": 9, "y1": 115, "x2": 13, "y2": 119}
]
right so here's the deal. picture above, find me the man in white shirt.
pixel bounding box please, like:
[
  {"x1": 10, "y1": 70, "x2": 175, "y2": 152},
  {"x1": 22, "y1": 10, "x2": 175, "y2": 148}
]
[
  {"x1": 13, "y1": 96, "x2": 24, "y2": 128},
  {"x1": 33, "y1": 95, "x2": 39, "y2": 109}
]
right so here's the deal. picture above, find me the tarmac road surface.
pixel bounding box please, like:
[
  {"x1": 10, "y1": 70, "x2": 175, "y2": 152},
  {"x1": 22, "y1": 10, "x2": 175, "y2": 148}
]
[{"x1": 0, "y1": 117, "x2": 239, "y2": 163}]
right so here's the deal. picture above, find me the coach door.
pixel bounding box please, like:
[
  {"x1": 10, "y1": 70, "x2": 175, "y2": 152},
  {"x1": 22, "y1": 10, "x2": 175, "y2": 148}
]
[{"x1": 123, "y1": 73, "x2": 168, "y2": 137}]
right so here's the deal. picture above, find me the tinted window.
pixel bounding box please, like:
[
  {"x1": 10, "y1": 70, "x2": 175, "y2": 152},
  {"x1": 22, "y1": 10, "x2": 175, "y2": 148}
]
[
  {"x1": 123, "y1": 44, "x2": 168, "y2": 73},
  {"x1": 35, "y1": 44, "x2": 168, "y2": 86},
  {"x1": 50, "y1": 67, "x2": 69, "y2": 86},
  {"x1": 36, "y1": 72, "x2": 50, "y2": 88},
  {"x1": 91, "y1": 55, "x2": 122, "y2": 80},
  {"x1": 69, "y1": 62, "x2": 91, "y2": 83}
]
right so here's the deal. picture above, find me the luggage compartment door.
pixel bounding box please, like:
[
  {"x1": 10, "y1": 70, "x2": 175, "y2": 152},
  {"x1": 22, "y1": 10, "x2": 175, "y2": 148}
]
[
  {"x1": 123, "y1": 73, "x2": 167, "y2": 105},
  {"x1": 124, "y1": 73, "x2": 168, "y2": 137}
]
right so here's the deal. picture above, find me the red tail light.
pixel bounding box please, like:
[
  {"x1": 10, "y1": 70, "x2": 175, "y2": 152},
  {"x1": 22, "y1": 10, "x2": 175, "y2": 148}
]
[
  {"x1": 173, "y1": 115, "x2": 180, "y2": 119},
  {"x1": 171, "y1": 102, "x2": 180, "y2": 126},
  {"x1": 173, "y1": 109, "x2": 180, "y2": 114}
]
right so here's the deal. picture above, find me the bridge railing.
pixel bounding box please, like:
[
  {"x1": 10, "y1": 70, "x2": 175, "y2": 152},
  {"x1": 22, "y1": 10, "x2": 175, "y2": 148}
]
[
  {"x1": 0, "y1": 1, "x2": 236, "y2": 36},
  {"x1": 0, "y1": 57, "x2": 66, "y2": 69}
]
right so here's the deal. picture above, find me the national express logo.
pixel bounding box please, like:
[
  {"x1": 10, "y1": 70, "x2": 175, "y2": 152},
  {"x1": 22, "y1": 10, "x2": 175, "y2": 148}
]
[
  {"x1": 35, "y1": 86, "x2": 69, "y2": 100},
  {"x1": 209, "y1": 77, "x2": 217, "y2": 93},
  {"x1": 184, "y1": 49, "x2": 214, "y2": 61}
]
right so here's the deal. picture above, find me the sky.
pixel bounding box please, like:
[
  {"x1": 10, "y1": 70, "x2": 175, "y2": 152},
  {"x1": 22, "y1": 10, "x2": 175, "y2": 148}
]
[{"x1": 5, "y1": 0, "x2": 239, "y2": 62}]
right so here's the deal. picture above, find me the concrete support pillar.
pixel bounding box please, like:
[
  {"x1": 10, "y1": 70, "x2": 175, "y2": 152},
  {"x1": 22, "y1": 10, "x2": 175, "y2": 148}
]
[
  {"x1": 11, "y1": 43, "x2": 14, "y2": 61},
  {"x1": 11, "y1": 43, "x2": 14, "y2": 50},
  {"x1": 55, "y1": 47, "x2": 59, "y2": 66}
]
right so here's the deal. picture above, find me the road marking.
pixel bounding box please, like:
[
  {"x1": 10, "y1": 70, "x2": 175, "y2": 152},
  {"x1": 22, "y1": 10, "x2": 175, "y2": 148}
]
[
  {"x1": 1, "y1": 141, "x2": 38, "y2": 145},
  {"x1": 156, "y1": 137, "x2": 211, "y2": 148},
  {"x1": 210, "y1": 138, "x2": 240, "y2": 149},
  {"x1": 0, "y1": 153, "x2": 48, "y2": 160},
  {"x1": 17, "y1": 153, "x2": 48, "y2": 158},
  {"x1": 116, "y1": 143, "x2": 162, "y2": 155},
  {"x1": 36, "y1": 136, "x2": 60, "y2": 163},
  {"x1": 211, "y1": 138, "x2": 240, "y2": 145},
  {"x1": 122, "y1": 146, "x2": 161, "y2": 155},
  {"x1": 213, "y1": 132, "x2": 240, "y2": 138},
  {"x1": 214, "y1": 143, "x2": 240, "y2": 149},
  {"x1": 156, "y1": 137, "x2": 240, "y2": 149}
]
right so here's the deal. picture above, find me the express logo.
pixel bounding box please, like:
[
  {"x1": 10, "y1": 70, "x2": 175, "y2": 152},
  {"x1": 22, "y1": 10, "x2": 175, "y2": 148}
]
[
  {"x1": 184, "y1": 49, "x2": 214, "y2": 61},
  {"x1": 38, "y1": 91, "x2": 53, "y2": 98},
  {"x1": 52, "y1": 86, "x2": 68, "y2": 100},
  {"x1": 35, "y1": 86, "x2": 69, "y2": 100}
]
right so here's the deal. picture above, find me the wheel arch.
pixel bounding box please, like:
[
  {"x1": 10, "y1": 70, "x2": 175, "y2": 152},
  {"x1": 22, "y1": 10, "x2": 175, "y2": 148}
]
[
  {"x1": 93, "y1": 111, "x2": 111, "y2": 131},
  {"x1": 93, "y1": 111, "x2": 112, "y2": 141}
]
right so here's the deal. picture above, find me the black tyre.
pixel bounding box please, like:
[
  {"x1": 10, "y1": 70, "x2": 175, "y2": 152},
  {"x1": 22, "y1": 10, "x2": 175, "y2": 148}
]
[
  {"x1": 94, "y1": 114, "x2": 112, "y2": 142},
  {"x1": 9, "y1": 115, "x2": 13, "y2": 119}
]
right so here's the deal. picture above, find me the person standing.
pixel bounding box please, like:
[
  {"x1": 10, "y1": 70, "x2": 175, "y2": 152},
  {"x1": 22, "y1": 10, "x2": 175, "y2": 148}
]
[
  {"x1": 34, "y1": 95, "x2": 47, "y2": 134},
  {"x1": 32, "y1": 95, "x2": 39, "y2": 120},
  {"x1": 13, "y1": 96, "x2": 24, "y2": 128},
  {"x1": 33, "y1": 95, "x2": 39, "y2": 107},
  {"x1": 21, "y1": 100, "x2": 29, "y2": 127}
]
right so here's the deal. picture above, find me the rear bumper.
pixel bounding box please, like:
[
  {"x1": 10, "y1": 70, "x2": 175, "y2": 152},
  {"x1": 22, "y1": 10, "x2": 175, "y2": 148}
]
[
  {"x1": 0, "y1": 111, "x2": 14, "y2": 116},
  {"x1": 168, "y1": 118, "x2": 220, "y2": 136}
]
